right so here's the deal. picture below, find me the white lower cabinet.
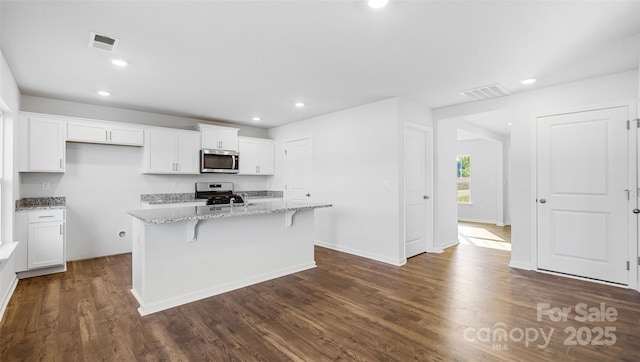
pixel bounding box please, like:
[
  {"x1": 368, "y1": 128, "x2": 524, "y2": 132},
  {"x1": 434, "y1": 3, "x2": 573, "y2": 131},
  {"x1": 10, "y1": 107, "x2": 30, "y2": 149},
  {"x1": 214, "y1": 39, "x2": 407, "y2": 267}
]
[
  {"x1": 28, "y1": 221, "x2": 64, "y2": 269},
  {"x1": 15, "y1": 209, "x2": 66, "y2": 276}
]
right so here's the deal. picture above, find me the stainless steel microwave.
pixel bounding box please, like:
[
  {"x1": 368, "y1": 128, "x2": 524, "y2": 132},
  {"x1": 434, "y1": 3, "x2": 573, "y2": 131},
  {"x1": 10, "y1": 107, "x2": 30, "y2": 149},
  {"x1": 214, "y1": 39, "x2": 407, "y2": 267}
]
[{"x1": 200, "y1": 149, "x2": 239, "y2": 173}]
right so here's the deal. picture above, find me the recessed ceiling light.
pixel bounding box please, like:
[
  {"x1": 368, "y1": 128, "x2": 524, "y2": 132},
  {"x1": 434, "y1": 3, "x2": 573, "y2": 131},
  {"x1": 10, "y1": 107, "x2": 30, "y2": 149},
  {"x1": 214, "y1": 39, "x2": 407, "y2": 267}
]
[
  {"x1": 295, "y1": 102, "x2": 305, "y2": 108},
  {"x1": 520, "y1": 78, "x2": 537, "y2": 85},
  {"x1": 97, "y1": 91, "x2": 111, "y2": 96},
  {"x1": 368, "y1": 0, "x2": 389, "y2": 9},
  {"x1": 252, "y1": 117, "x2": 261, "y2": 122},
  {"x1": 507, "y1": 122, "x2": 513, "y2": 126},
  {"x1": 111, "y1": 59, "x2": 128, "y2": 67}
]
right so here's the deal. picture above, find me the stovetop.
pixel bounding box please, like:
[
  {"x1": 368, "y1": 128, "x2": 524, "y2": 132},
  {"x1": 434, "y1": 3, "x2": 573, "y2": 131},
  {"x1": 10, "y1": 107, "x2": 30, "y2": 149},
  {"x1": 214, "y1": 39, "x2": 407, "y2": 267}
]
[
  {"x1": 205, "y1": 194, "x2": 244, "y2": 205},
  {"x1": 195, "y1": 182, "x2": 244, "y2": 205}
]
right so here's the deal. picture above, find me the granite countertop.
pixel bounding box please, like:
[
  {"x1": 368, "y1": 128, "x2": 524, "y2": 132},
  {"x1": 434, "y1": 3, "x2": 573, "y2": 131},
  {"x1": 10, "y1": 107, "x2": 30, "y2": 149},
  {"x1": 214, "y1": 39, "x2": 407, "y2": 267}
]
[
  {"x1": 16, "y1": 197, "x2": 66, "y2": 211},
  {"x1": 141, "y1": 191, "x2": 283, "y2": 204},
  {"x1": 128, "y1": 200, "x2": 332, "y2": 224}
]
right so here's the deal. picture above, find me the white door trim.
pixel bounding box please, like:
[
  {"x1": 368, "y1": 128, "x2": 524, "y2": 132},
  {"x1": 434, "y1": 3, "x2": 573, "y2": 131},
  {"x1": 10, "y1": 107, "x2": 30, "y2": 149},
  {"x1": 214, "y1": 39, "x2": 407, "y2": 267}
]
[
  {"x1": 403, "y1": 122, "x2": 436, "y2": 256},
  {"x1": 529, "y1": 100, "x2": 637, "y2": 290}
]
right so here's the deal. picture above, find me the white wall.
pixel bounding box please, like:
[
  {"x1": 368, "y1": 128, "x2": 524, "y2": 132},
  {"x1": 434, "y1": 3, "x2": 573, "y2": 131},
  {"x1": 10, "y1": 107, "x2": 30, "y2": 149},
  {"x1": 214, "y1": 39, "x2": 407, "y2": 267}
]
[
  {"x1": 267, "y1": 98, "x2": 432, "y2": 265},
  {"x1": 434, "y1": 70, "x2": 638, "y2": 270},
  {"x1": 0, "y1": 48, "x2": 21, "y2": 320},
  {"x1": 19, "y1": 98, "x2": 272, "y2": 260},
  {"x1": 457, "y1": 138, "x2": 498, "y2": 223},
  {"x1": 0, "y1": 50, "x2": 20, "y2": 243},
  {"x1": 434, "y1": 118, "x2": 459, "y2": 249}
]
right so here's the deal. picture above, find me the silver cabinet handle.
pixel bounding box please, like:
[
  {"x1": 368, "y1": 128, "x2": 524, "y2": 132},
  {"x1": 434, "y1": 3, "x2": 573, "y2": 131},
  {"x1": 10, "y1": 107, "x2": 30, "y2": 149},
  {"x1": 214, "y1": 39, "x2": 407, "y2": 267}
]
[
  {"x1": 39, "y1": 215, "x2": 54, "y2": 218},
  {"x1": 423, "y1": 195, "x2": 430, "y2": 200},
  {"x1": 59, "y1": 224, "x2": 63, "y2": 235},
  {"x1": 109, "y1": 130, "x2": 112, "y2": 141},
  {"x1": 539, "y1": 198, "x2": 547, "y2": 204},
  {"x1": 306, "y1": 193, "x2": 311, "y2": 197},
  {"x1": 105, "y1": 130, "x2": 109, "y2": 141}
]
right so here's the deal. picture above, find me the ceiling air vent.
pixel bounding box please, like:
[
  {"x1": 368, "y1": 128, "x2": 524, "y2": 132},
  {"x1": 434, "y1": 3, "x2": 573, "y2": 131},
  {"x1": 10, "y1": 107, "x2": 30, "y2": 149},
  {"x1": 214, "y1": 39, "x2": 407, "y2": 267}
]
[
  {"x1": 460, "y1": 83, "x2": 511, "y2": 101},
  {"x1": 88, "y1": 32, "x2": 119, "y2": 52}
]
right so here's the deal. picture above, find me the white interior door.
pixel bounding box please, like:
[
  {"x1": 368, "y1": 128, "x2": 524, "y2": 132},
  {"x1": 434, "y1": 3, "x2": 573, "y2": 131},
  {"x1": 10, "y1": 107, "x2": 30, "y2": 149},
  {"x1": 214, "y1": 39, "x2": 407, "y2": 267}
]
[
  {"x1": 285, "y1": 138, "x2": 312, "y2": 201},
  {"x1": 537, "y1": 106, "x2": 629, "y2": 285},
  {"x1": 405, "y1": 125, "x2": 433, "y2": 258}
]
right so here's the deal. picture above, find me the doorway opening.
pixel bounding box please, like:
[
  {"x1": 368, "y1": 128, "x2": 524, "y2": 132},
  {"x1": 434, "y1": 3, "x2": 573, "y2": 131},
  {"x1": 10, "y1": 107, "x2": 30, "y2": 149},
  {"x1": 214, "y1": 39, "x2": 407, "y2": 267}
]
[
  {"x1": 455, "y1": 110, "x2": 511, "y2": 253},
  {"x1": 458, "y1": 221, "x2": 511, "y2": 251}
]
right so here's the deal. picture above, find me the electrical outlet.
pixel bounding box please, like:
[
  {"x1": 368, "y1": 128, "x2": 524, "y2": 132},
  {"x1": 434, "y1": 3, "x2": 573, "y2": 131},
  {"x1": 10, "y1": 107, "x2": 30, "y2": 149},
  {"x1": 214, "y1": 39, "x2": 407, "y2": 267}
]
[
  {"x1": 110, "y1": 180, "x2": 117, "y2": 190},
  {"x1": 41, "y1": 181, "x2": 50, "y2": 191}
]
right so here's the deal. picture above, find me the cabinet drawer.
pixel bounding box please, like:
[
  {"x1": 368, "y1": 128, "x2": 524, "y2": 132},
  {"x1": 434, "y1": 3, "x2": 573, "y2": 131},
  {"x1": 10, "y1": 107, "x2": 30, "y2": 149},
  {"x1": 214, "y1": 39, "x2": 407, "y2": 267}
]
[{"x1": 28, "y1": 209, "x2": 64, "y2": 223}]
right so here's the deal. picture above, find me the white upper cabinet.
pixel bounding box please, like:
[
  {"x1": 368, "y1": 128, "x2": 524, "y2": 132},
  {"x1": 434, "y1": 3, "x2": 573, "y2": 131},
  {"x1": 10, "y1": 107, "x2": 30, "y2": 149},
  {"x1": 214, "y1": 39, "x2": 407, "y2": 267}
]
[
  {"x1": 143, "y1": 127, "x2": 200, "y2": 174},
  {"x1": 238, "y1": 137, "x2": 275, "y2": 176},
  {"x1": 198, "y1": 124, "x2": 239, "y2": 151},
  {"x1": 19, "y1": 114, "x2": 66, "y2": 172},
  {"x1": 67, "y1": 120, "x2": 143, "y2": 146}
]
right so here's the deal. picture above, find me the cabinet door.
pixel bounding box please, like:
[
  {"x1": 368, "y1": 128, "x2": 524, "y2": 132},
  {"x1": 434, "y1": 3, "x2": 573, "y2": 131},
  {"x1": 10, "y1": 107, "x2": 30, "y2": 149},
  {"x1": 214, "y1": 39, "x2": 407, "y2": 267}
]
[
  {"x1": 67, "y1": 121, "x2": 109, "y2": 143},
  {"x1": 175, "y1": 132, "x2": 200, "y2": 173},
  {"x1": 201, "y1": 128, "x2": 220, "y2": 149},
  {"x1": 29, "y1": 117, "x2": 65, "y2": 172},
  {"x1": 110, "y1": 126, "x2": 144, "y2": 146},
  {"x1": 27, "y1": 221, "x2": 64, "y2": 269},
  {"x1": 145, "y1": 130, "x2": 175, "y2": 173},
  {"x1": 238, "y1": 139, "x2": 258, "y2": 175},
  {"x1": 218, "y1": 129, "x2": 238, "y2": 151},
  {"x1": 256, "y1": 140, "x2": 275, "y2": 175}
]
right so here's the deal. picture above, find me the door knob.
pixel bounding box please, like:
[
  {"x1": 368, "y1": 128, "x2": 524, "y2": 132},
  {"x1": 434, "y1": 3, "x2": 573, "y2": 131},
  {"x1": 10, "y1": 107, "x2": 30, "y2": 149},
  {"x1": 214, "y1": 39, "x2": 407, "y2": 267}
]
[
  {"x1": 306, "y1": 193, "x2": 311, "y2": 197},
  {"x1": 633, "y1": 209, "x2": 640, "y2": 214},
  {"x1": 423, "y1": 195, "x2": 430, "y2": 200},
  {"x1": 539, "y1": 198, "x2": 546, "y2": 204}
]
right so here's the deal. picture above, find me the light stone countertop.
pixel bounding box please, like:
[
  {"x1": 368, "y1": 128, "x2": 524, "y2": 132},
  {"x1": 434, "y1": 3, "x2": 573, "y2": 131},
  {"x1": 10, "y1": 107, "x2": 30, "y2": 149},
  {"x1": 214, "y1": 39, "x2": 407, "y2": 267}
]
[
  {"x1": 128, "y1": 200, "x2": 332, "y2": 224},
  {"x1": 140, "y1": 191, "x2": 284, "y2": 204},
  {"x1": 16, "y1": 197, "x2": 66, "y2": 211}
]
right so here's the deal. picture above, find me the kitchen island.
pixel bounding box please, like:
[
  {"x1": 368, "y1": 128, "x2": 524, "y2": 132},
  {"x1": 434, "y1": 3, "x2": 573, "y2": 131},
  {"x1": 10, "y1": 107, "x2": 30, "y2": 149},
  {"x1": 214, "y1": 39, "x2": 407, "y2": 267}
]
[{"x1": 127, "y1": 200, "x2": 332, "y2": 316}]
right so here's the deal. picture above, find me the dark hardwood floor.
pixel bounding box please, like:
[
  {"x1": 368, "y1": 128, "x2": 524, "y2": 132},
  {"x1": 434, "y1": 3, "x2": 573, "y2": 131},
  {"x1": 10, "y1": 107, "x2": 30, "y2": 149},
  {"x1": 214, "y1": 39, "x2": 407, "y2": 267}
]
[{"x1": 1, "y1": 244, "x2": 639, "y2": 361}]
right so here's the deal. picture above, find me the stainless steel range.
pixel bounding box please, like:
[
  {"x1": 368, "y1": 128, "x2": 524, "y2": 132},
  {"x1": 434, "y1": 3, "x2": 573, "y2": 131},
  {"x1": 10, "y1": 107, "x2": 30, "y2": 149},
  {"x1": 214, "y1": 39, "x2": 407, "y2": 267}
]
[{"x1": 195, "y1": 182, "x2": 244, "y2": 205}]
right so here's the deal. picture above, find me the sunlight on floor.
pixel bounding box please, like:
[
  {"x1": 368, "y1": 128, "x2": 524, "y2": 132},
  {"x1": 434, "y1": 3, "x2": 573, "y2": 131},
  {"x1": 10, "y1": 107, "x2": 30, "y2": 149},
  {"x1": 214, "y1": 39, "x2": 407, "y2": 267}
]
[{"x1": 458, "y1": 225, "x2": 511, "y2": 251}]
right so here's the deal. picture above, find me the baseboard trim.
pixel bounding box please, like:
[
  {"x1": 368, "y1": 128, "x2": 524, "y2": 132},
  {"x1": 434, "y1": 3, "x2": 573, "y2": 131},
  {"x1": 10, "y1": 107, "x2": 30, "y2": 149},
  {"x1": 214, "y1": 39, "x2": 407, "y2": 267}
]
[
  {"x1": 17, "y1": 264, "x2": 67, "y2": 279},
  {"x1": 426, "y1": 246, "x2": 445, "y2": 254},
  {"x1": 133, "y1": 262, "x2": 317, "y2": 316},
  {"x1": 315, "y1": 240, "x2": 406, "y2": 266},
  {"x1": 508, "y1": 260, "x2": 533, "y2": 270},
  {"x1": 0, "y1": 274, "x2": 18, "y2": 322},
  {"x1": 439, "y1": 239, "x2": 459, "y2": 250},
  {"x1": 458, "y1": 217, "x2": 498, "y2": 225}
]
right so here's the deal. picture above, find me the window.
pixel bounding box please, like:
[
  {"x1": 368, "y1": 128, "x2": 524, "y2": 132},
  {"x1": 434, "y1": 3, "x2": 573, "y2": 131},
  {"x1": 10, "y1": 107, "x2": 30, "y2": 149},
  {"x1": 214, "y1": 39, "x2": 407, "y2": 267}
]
[{"x1": 457, "y1": 155, "x2": 471, "y2": 203}]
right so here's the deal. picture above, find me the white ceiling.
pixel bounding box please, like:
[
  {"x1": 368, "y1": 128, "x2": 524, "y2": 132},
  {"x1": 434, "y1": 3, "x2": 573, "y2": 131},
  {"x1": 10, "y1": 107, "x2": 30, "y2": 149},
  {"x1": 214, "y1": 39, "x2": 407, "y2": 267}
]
[{"x1": 1, "y1": 1, "x2": 639, "y2": 129}]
